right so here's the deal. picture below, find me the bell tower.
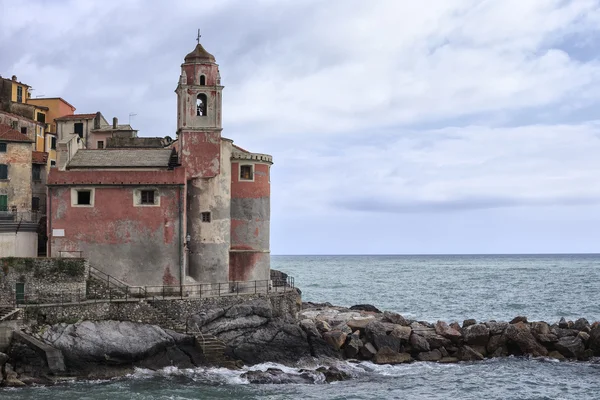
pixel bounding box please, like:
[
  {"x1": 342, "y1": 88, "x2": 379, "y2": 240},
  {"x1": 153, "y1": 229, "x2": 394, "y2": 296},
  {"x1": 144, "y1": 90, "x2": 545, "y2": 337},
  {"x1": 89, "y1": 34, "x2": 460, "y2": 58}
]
[{"x1": 176, "y1": 36, "x2": 224, "y2": 178}]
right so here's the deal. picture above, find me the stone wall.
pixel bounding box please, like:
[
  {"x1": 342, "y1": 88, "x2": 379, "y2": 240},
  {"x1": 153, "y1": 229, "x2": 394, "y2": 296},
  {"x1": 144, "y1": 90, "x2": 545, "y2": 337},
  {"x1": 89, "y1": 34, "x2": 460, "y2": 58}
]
[
  {"x1": 0, "y1": 257, "x2": 88, "y2": 305},
  {"x1": 22, "y1": 291, "x2": 301, "y2": 328}
]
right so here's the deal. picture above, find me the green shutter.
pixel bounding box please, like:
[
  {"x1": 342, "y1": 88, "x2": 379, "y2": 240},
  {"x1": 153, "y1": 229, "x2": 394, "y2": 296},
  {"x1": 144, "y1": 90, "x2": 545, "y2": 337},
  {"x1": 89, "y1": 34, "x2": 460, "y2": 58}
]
[{"x1": 0, "y1": 195, "x2": 7, "y2": 211}]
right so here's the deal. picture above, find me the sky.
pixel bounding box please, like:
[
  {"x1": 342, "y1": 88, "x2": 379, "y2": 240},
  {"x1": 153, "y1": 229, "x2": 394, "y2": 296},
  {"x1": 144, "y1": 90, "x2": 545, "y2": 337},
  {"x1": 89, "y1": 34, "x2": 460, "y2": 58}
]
[{"x1": 1, "y1": 0, "x2": 600, "y2": 255}]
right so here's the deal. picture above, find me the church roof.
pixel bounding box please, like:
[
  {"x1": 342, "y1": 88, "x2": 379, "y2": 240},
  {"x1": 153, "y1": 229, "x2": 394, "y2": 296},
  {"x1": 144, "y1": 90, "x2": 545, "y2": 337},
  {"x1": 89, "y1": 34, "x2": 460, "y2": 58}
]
[
  {"x1": 67, "y1": 148, "x2": 175, "y2": 169},
  {"x1": 184, "y1": 43, "x2": 216, "y2": 63}
]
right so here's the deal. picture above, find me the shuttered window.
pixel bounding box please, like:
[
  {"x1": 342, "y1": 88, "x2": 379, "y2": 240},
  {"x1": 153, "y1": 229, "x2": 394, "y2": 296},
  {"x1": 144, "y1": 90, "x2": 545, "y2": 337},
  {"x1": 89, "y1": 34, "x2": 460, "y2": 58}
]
[{"x1": 0, "y1": 164, "x2": 7, "y2": 179}]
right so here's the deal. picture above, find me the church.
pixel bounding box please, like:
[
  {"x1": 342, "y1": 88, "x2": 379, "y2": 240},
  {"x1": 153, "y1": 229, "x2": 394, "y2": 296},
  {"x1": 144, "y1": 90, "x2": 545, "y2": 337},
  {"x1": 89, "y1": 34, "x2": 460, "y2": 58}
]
[{"x1": 47, "y1": 40, "x2": 273, "y2": 287}]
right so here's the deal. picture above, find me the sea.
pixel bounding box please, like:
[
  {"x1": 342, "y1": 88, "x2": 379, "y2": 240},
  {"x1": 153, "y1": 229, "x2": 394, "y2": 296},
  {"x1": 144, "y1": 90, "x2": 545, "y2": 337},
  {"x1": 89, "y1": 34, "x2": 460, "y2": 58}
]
[{"x1": 2, "y1": 254, "x2": 600, "y2": 399}]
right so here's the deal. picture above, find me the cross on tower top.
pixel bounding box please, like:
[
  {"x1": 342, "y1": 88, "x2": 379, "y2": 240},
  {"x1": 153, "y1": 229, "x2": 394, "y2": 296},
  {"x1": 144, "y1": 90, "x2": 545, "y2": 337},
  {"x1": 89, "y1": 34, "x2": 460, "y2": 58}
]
[{"x1": 196, "y1": 29, "x2": 201, "y2": 44}]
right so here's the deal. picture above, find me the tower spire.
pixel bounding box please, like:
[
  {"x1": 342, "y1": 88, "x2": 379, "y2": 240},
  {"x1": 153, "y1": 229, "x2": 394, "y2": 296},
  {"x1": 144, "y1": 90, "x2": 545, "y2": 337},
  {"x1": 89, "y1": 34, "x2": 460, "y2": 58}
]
[{"x1": 196, "y1": 29, "x2": 201, "y2": 44}]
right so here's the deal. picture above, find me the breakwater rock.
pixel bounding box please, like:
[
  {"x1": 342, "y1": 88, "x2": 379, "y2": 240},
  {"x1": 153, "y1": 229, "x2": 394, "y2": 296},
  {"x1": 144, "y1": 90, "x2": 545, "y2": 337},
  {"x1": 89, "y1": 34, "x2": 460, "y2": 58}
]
[{"x1": 297, "y1": 303, "x2": 600, "y2": 364}]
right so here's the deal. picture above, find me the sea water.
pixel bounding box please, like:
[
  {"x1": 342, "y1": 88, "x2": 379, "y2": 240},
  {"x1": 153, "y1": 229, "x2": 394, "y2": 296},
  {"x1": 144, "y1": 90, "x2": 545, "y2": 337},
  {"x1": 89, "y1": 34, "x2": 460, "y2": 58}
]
[{"x1": 2, "y1": 254, "x2": 600, "y2": 399}]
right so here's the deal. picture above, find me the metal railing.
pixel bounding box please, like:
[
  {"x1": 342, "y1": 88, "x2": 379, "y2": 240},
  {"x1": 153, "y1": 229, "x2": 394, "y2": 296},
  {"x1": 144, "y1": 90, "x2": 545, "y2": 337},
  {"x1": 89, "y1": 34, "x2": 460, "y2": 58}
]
[{"x1": 0, "y1": 210, "x2": 44, "y2": 223}]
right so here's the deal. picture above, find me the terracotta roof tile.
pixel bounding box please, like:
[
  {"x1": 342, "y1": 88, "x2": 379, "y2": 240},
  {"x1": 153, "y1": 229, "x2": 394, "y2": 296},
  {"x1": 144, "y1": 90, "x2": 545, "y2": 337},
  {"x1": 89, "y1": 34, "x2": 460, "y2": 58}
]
[
  {"x1": 32, "y1": 151, "x2": 48, "y2": 164},
  {"x1": 48, "y1": 168, "x2": 186, "y2": 186},
  {"x1": 67, "y1": 149, "x2": 175, "y2": 168},
  {"x1": 55, "y1": 113, "x2": 97, "y2": 121},
  {"x1": 0, "y1": 124, "x2": 34, "y2": 143}
]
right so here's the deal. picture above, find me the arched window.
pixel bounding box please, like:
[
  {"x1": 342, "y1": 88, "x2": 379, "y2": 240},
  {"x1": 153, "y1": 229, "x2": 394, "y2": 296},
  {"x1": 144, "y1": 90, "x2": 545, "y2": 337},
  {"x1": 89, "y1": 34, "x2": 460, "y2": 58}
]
[
  {"x1": 196, "y1": 94, "x2": 208, "y2": 116},
  {"x1": 200, "y1": 75, "x2": 206, "y2": 85}
]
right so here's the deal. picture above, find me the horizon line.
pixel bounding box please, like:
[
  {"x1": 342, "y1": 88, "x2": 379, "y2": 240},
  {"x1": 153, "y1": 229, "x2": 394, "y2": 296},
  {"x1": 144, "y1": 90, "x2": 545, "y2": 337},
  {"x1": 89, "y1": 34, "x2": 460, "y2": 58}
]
[{"x1": 271, "y1": 252, "x2": 600, "y2": 256}]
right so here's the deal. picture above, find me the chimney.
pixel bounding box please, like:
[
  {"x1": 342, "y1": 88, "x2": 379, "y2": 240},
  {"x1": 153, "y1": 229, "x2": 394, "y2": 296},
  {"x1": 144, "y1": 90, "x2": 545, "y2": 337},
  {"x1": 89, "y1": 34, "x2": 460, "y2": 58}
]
[
  {"x1": 113, "y1": 117, "x2": 118, "y2": 129},
  {"x1": 11, "y1": 75, "x2": 17, "y2": 81}
]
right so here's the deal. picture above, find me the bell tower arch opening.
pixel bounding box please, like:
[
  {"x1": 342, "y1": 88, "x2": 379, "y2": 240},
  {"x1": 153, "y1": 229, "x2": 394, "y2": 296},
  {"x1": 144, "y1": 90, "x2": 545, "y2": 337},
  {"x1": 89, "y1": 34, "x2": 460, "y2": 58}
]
[{"x1": 196, "y1": 94, "x2": 207, "y2": 116}]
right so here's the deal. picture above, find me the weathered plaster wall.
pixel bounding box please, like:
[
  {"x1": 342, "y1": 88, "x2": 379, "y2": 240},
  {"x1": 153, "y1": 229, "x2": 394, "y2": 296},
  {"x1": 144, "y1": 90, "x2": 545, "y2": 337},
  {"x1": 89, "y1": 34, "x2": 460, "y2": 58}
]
[
  {"x1": 230, "y1": 162, "x2": 271, "y2": 281},
  {"x1": 49, "y1": 185, "x2": 183, "y2": 286},
  {"x1": 0, "y1": 257, "x2": 88, "y2": 305},
  {"x1": 0, "y1": 141, "x2": 33, "y2": 211},
  {"x1": 187, "y1": 140, "x2": 231, "y2": 283},
  {"x1": 0, "y1": 231, "x2": 37, "y2": 257},
  {"x1": 0, "y1": 111, "x2": 39, "y2": 143},
  {"x1": 179, "y1": 131, "x2": 221, "y2": 178}
]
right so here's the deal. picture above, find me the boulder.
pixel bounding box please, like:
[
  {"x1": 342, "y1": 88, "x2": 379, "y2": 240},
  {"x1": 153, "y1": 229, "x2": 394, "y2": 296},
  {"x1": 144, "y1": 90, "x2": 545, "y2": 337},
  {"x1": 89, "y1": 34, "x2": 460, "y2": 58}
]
[
  {"x1": 349, "y1": 304, "x2": 382, "y2": 313},
  {"x1": 553, "y1": 328, "x2": 578, "y2": 339},
  {"x1": 409, "y1": 333, "x2": 430, "y2": 353},
  {"x1": 299, "y1": 319, "x2": 321, "y2": 339},
  {"x1": 359, "y1": 342, "x2": 377, "y2": 359},
  {"x1": 382, "y1": 311, "x2": 409, "y2": 326},
  {"x1": 366, "y1": 321, "x2": 402, "y2": 352},
  {"x1": 344, "y1": 334, "x2": 363, "y2": 358},
  {"x1": 390, "y1": 326, "x2": 412, "y2": 342},
  {"x1": 456, "y1": 346, "x2": 484, "y2": 361},
  {"x1": 331, "y1": 323, "x2": 352, "y2": 335},
  {"x1": 578, "y1": 331, "x2": 590, "y2": 343},
  {"x1": 463, "y1": 324, "x2": 490, "y2": 346},
  {"x1": 504, "y1": 322, "x2": 548, "y2": 357},
  {"x1": 346, "y1": 317, "x2": 375, "y2": 332},
  {"x1": 548, "y1": 350, "x2": 566, "y2": 361},
  {"x1": 573, "y1": 318, "x2": 590, "y2": 332},
  {"x1": 242, "y1": 368, "x2": 316, "y2": 384},
  {"x1": 435, "y1": 321, "x2": 462, "y2": 342},
  {"x1": 1, "y1": 363, "x2": 25, "y2": 387},
  {"x1": 589, "y1": 325, "x2": 600, "y2": 355},
  {"x1": 417, "y1": 349, "x2": 442, "y2": 362},
  {"x1": 487, "y1": 335, "x2": 507, "y2": 355},
  {"x1": 462, "y1": 319, "x2": 476, "y2": 329},
  {"x1": 450, "y1": 322, "x2": 462, "y2": 332},
  {"x1": 470, "y1": 345, "x2": 487, "y2": 357},
  {"x1": 558, "y1": 317, "x2": 569, "y2": 329},
  {"x1": 0, "y1": 352, "x2": 8, "y2": 368},
  {"x1": 485, "y1": 321, "x2": 508, "y2": 336},
  {"x1": 372, "y1": 347, "x2": 412, "y2": 365},
  {"x1": 510, "y1": 316, "x2": 528, "y2": 324},
  {"x1": 315, "y1": 320, "x2": 332, "y2": 333},
  {"x1": 323, "y1": 331, "x2": 347, "y2": 351},
  {"x1": 554, "y1": 336, "x2": 585, "y2": 359},
  {"x1": 315, "y1": 366, "x2": 350, "y2": 383}
]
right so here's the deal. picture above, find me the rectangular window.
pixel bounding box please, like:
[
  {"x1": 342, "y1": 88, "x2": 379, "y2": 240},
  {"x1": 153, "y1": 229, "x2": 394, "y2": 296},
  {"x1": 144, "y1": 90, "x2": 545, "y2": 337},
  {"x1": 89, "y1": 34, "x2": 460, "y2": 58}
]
[
  {"x1": 74, "y1": 122, "x2": 84, "y2": 138},
  {"x1": 11, "y1": 121, "x2": 18, "y2": 130},
  {"x1": 140, "y1": 190, "x2": 155, "y2": 205},
  {"x1": 21, "y1": 127, "x2": 27, "y2": 135},
  {"x1": 0, "y1": 195, "x2": 7, "y2": 211},
  {"x1": 17, "y1": 86, "x2": 23, "y2": 103},
  {"x1": 201, "y1": 212, "x2": 211, "y2": 223},
  {"x1": 50, "y1": 160, "x2": 56, "y2": 167},
  {"x1": 97, "y1": 141, "x2": 104, "y2": 149},
  {"x1": 36, "y1": 113, "x2": 46, "y2": 124},
  {"x1": 51, "y1": 137, "x2": 56, "y2": 150},
  {"x1": 32, "y1": 165, "x2": 41, "y2": 181},
  {"x1": 240, "y1": 165, "x2": 253, "y2": 180},
  {"x1": 0, "y1": 164, "x2": 7, "y2": 179},
  {"x1": 77, "y1": 190, "x2": 91, "y2": 205},
  {"x1": 32, "y1": 197, "x2": 40, "y2": 211},
  {"x1": 0, "y1": 143, "x2": 6, "y2": 152}
]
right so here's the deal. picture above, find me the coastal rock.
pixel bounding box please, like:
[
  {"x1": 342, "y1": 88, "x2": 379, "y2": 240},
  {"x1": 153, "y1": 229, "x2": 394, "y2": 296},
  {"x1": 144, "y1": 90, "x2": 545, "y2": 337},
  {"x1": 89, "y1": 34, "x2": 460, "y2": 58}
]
[
  {"x1": 510, "y1": 316, "x2": 528, "y2": 324},
  {"x1": 588, "y1": 325, "x2": 600, "y2": 355},
  {"x1": 558, "y1": 317, "x2": 569, "y2": 329},
  {"x1": 349, "y1": 304, "x2": 382, "y2": 314},
  {"x1": 456, "y1": 346, "x2": 484, "y2": 361},
  {"x1": 390, "y1": 325, "x2": 412, "y2": 342},
  {"x1": 462, "y1": 319, "x2": 476, "y2": 329},
  {"x1": 41, "y1": 321, "x2": 180, "y2": 364},
  {"x1": 573, "y1": 318, "x2": 590, "y2": 332},
  {"x1": 0, "y1": 352, "x2": 8, "y2": 368},
  {"x1": 366, "y1": 321, "x2": 401, "y2": 352},
  {"x1": 548, "y1": 350, "x2": 566, "y2": 361},
  {"x1": 315, "y1": 320, "x2": 332, "y2": 333},
  {"x1": 485, "y1": 321, "x2": 508, "y2": 336},
  {"x1": 417, "y1": 349, "x2": 442, "y2": 362},
  {"x1": 450, "y1": 322, "x2": 462, "y2": 332},
  {"x1": 1, "y1": 363, "x2": 26, "y2": 387},
  {"x1": 409, "y1": 333, "x2": 430, "y2": 353},
  {"x1": 359, "y1": 342, "x2": 377, "y2": 359},
  {"x1": 344, "y1": 334, "x2": 363, "y2": 358},
  {"x1": 299, "y1": 319, "x2": 321, "y2": 339},
  {"x1": 504, "y1": 322, "x2": 548, "y2": 357},
  {"x1": 487, "y1": 335, "x2": 507, "y2": 355},
  {"x1": 438, "y1": 357, "x2": 459, "y2": 363},
  {"x1": 242, "y1": 368, "x2": 316, "y2": 384},
  {"x1": 323, "y1": 331, "x2": 347, "y2": 351},
  {"x1": 554, "y1": 336, "x2": 585, "y2": 359},
  {"x1": 382, "y1": 311, "x2": 409, "y2": 326},
  {"x1": 373, "y1": 347, "x2": 412, "y2": 365},
  {"x1": 553, "y1": 328, "x2": 578, "y2": 339},
  {"x1": 463, "y1": 324, "x2": 490, "y2": 346},
  {"x1": 331, "y1": 323, "x2": 352, "y2": 335},
  {"x1": 435, "y1": 321, "x2": 462, "y2": 341},
  {"x1": 316, "y1": 366, "x2": 350, "y2": 383},
  {"x1": 346, "y1": 317, "x2": 376, "y2": 332}
]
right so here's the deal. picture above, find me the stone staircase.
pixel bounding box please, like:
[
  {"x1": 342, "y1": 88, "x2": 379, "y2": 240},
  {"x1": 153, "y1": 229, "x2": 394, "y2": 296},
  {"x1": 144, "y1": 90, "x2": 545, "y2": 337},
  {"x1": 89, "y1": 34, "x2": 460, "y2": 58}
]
[
  {"x1": 194, "y1": 332, "x2": 239, "y2": 368},
  {"x1": 0, "y1": 307, "x2": 19, "y2": 321}
]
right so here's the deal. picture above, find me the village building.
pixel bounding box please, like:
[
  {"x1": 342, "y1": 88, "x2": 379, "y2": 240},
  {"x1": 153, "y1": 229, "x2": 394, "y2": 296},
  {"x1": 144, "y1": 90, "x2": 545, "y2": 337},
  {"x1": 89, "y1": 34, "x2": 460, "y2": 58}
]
[
  {"x1": 0, "y1": 124, "x2": 39, "y2": 257},
  {"x1": 47, "y1": 40, "x2": 273, "y2": 287}
]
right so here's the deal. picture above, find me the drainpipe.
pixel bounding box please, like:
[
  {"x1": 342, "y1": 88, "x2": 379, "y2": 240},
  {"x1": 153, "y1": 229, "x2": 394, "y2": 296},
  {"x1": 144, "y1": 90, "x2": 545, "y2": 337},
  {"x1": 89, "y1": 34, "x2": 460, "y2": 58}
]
[
  {"x1": 47, "y1": 186, "x2": 52, "y2": 257},
  {"x1": 178, "y1": 184, "x2": 183, "y2": 287}
]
